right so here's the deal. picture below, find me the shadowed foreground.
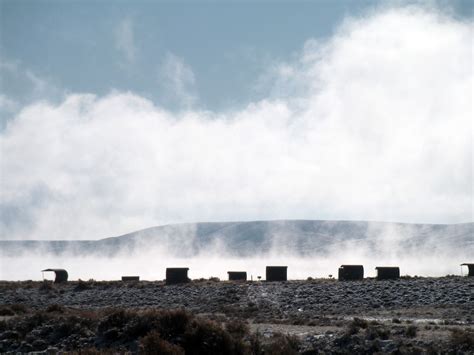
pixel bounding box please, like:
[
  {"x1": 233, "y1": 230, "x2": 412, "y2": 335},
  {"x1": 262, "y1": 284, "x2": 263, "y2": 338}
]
[{"x1": 0, "y1": 277, "x2": 473, "y2": 353}]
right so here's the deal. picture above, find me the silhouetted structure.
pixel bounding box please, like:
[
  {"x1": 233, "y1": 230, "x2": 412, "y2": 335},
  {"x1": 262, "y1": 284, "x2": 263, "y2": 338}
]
[
  {"x1": 122, "y1": 276, "x2": 140, "y2": 281},
  {"x1": 461, "y1": 263, "x2": 474, "y2": 277},
  {"x1": 166, "y1": 268, "x2": 190, "y2": 284},
  {"x1": 266, "y1": 266, "x2": 287, "y2": 281},
  {"x1": 338, "y1": 265, "x2": 364, "y2": 280},
  {"x1": 375, "y1": 266, "x2": 400, "y2": 280},
  {"x1": 41, "y1": 269, "x2": 68, "y2": 283},
  {"x1": 227, "y1": 271, "x2": 247, "y2": 281}
]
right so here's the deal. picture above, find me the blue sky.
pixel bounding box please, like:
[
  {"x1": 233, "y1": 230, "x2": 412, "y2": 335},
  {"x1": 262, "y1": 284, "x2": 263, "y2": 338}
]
[
  {"x1": 0, "y1": 1, "x2": 472, "y2": 240},
  {"x1": 1, "y1": 0, "x2": 471, "y2": 116}
]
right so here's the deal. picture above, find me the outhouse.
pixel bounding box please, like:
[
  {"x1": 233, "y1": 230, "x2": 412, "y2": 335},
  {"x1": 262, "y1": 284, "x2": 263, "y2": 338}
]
[
  {"x1": 166, "y1": 268, "x2": 190, "y2": 284},
  {"x1": 338, "y1": 265, "x2": 364, "y2": 280},
  {"x1": 266, "y1": 266, "x2": 288, "y2": 281}
]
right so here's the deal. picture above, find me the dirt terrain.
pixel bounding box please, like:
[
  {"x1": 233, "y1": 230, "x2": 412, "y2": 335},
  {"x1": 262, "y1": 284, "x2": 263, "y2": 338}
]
[{"x1": 0, "y1": 277, "x2": 473, "y2": 353}]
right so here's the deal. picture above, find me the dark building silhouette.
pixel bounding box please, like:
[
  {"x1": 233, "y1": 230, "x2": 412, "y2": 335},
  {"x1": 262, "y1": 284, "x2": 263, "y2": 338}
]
[
  {"x1": 166, "y1": 268, "x2": 190, "y2": 284},
  {"x1": 338, "y1": 265, "x2": 364, "y2": 280},
  {"x1": 375, "y1": 266, "x2": 400, "y2": 280},
  {"x1": 41, "y1": 269, "x2": 68, "y2": 283},
  {"x1": 122, "y1": 276, "x2": 140, "y2": 281},
  {"x1": 266, "y1": 266, "x2": 287, "y2": 281},
  {"x1": 227, "y1": 271, "x2": 247, "y2": 281},
  {"x1": 461, "y1": 263, "x2": 474, "y2": 277}
]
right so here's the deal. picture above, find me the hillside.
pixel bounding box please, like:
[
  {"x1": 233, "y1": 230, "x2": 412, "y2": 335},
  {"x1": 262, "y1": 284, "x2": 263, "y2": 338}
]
[{"x1": 1, "y1": 220, "x2": 472, "y2": 258}]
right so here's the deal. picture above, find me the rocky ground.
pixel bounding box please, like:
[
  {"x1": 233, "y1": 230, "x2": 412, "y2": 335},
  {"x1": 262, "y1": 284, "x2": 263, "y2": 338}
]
[{"x1": 0, "y1": 276, "x2": 473, "y2": 354}]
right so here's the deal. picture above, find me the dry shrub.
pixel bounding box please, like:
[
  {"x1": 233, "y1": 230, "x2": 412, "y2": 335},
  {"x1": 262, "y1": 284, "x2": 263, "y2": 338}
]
[
  {"x1": 366, "y1": 324, "x2": 390, "y2": 340},
  {"x1": 353, "y1": 317, "x2": 369, "y2": 329},
  {"x1": 263, "y1": 332, "x2": 299, "y2": 355},
  {"x1": 347, "y1": 317, "x2": 369, "y2": 335},
  {"x1": 97, "y1": 309, "x2": 132, "y2": 335},
  {"x1": 17, "y1": 312, "x2": 52, "y2": 334},
  {"x1": 140, "y1": 330, "x2": 184, "y2": 355},
  {"x1": 53, "y1": 319, "x2": 78, "y2": 340},
  {"x1": 155, "y1": 309, "x2": 192, "y2": 341},
  {"x1": 450, "y1": 328, "x2": 474, "y2": 351},
  {"x1": 46, "y1": 304, "x2": 65, "y2": 313},
  {"x1": 1, "y1": 307, "x2": 254, "y2": 354},
  {"x1": 249, "y1": 332, "x2": 263, "y2": 355},
  {"x1": 10, "y1": 303, "x2": 28, "y2": 314},
  {"x1": 0, "y1": 306, "x2": 14, "y2": 316},
  {"x1": 405, "y1": 325, "x2": 417, "y2": 338},
  {"x1": 225, "y1": 319, "x2": 249, "y2": 340},
  {"x1": 183, "y1": 318, "x2": 243, "y2": 355}
]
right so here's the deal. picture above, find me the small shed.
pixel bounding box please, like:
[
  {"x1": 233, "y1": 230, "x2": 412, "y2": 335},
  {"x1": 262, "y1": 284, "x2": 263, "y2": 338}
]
[
  {"x1": 266, "y1": 266, "x2": 287, "y2": 281},
  {"x1": 461, "y1": 263, "x2": 474, "y2": 277},
  {"x1": 41, "y1": 269, "x2": 68, "y2": 283},
  {"x1": 375, "y1": 266, "x2": 400, "y2": 280},
  {"x1": 228, "y1": 271, "x2": 247, "y2": 281},
  {"x1": 166, "y1": 268, "x2": 190, "y2": 284},
  {"x1": 122, "y1": 276, "x2": 140, "y2": 282},
  {"x1": 338, "y1": 265, "x2": 364, "y2": 281}
]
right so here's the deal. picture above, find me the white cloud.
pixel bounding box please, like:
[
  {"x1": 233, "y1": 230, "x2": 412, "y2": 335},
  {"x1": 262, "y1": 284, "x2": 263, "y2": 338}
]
[
  {"x1": 115, "y1": 18, "x2": 136, "y2": 64},
  {"x1": 158, "y1": 52, "x2": 198, "y2": 108},
  {"x1": 0, "y1": 6, "x2": 472, "y2": 240}
]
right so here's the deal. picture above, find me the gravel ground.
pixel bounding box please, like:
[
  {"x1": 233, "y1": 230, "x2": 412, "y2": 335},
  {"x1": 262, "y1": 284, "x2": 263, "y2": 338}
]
[
  {"x1": 1, "y1": 277, "x2": 473, "y2": 322},
  {"x1": 1, "y1": 277, "x2": 473, "y2": 353}
]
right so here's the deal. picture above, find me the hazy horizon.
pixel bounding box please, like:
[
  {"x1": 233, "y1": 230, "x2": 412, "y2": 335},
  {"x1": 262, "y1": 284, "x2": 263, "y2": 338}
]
[{"x1": 1, "y1": 220, "x2": 472, "y2": 280}]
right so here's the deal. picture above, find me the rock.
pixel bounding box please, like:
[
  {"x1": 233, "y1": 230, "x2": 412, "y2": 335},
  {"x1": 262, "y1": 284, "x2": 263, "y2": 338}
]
[
  {"x1": 18, "y1": 341, "x2": 34, "y2": 353},
  {"x1": 0, "y1": 330, "x2": 20, "y2": 340},
  {"x1": 32, "y1": 339, "x2": 48, "y2": 351}
]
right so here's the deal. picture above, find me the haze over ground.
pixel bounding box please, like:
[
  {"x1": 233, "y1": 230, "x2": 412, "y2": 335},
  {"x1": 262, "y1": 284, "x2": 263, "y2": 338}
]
[{"x1": 0, "y1": 1, "x2": 472, "y2": 280}]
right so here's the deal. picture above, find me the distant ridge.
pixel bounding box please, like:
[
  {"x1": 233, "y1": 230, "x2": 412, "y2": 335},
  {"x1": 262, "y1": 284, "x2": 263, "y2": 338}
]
[{"x1": 1, "y1": 220, "x2": 472, "y2": 257}]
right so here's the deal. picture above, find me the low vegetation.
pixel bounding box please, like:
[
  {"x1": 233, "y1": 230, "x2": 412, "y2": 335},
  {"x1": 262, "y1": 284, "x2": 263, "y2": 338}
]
[{"x1": 0, "y1": 307, "x2": 304, "y2": 354}]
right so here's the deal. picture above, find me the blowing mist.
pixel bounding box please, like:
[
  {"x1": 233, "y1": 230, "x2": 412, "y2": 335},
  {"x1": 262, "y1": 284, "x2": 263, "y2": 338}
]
[{"x1": 0, "y1": 5, "x2": 472, "y2": 281}]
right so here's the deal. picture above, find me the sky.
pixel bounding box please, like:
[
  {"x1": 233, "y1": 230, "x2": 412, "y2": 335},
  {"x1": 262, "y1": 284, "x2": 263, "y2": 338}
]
[{"x1": 0, "y1": 0, "x2": 473, "y2": 240}]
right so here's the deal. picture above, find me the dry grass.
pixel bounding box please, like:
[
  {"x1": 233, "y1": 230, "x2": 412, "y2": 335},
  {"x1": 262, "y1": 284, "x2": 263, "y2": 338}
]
[{"x1": 0, "y1": 307, "x2": 295, "y2": 353}]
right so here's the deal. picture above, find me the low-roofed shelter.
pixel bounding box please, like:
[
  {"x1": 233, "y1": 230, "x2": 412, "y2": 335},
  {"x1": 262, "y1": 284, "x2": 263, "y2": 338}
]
[
  {"x1": 461, "y1": 263, "x2": 474, "y2": 277},
  {"x1": 375, "y1": 266, "x2": 400, "y2": 280},
  {"x1": 338, "y1": 265, "x2": 364, "y2": 281},
  {"x1": 266, "y1": 266, "x2": 287, "y2": 281},
  {"x1": 41, "y1": 269, "x2": 68, "y2": 283},
  {"x1": 228, "y1": 271, "x2": 247, "y2": 281},
  {"x1": 166, "y1": 268, "x2": 190, "y2": 284},
  {"x1": 122, "y1": 276, "x2": 140, "y2": 282}
]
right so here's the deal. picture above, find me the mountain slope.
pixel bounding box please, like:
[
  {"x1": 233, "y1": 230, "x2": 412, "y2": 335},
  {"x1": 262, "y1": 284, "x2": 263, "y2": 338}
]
[{"x1": 1, "y1": 220, "x2": 472, "y2": 258}]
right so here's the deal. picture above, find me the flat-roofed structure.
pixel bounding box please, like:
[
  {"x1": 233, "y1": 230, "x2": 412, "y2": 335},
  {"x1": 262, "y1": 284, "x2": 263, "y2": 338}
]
[
  {"x1": 166, "y1": 268, "x2": 190, "y2": 284},
  {"x1": 338, "y1": 265, "x2": 364, "y2": 281},
  {"x1": 266, "y1": 266, "x2": 287, "y2": 281},
  {"x1": 41, "y1": 268, "x2": 68, "y2": 283},
  {"x1": 375, "y1": 266, "x2": 400, "y2": 280},
  {"x1": 228, "y1": 271, "x2": 247, "y2": 281},
  {"x1": 121, "y1": 276, "x2": 140, "y2": 282},
  {"x1": 461, "y1": 263, "x2": 474, "y2": 277}
]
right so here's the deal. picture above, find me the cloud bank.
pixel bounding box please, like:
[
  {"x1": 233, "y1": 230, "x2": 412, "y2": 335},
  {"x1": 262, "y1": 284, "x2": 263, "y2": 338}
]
[{"x1": 0, "y1": 6, "x2": 472, "y2": 241}]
